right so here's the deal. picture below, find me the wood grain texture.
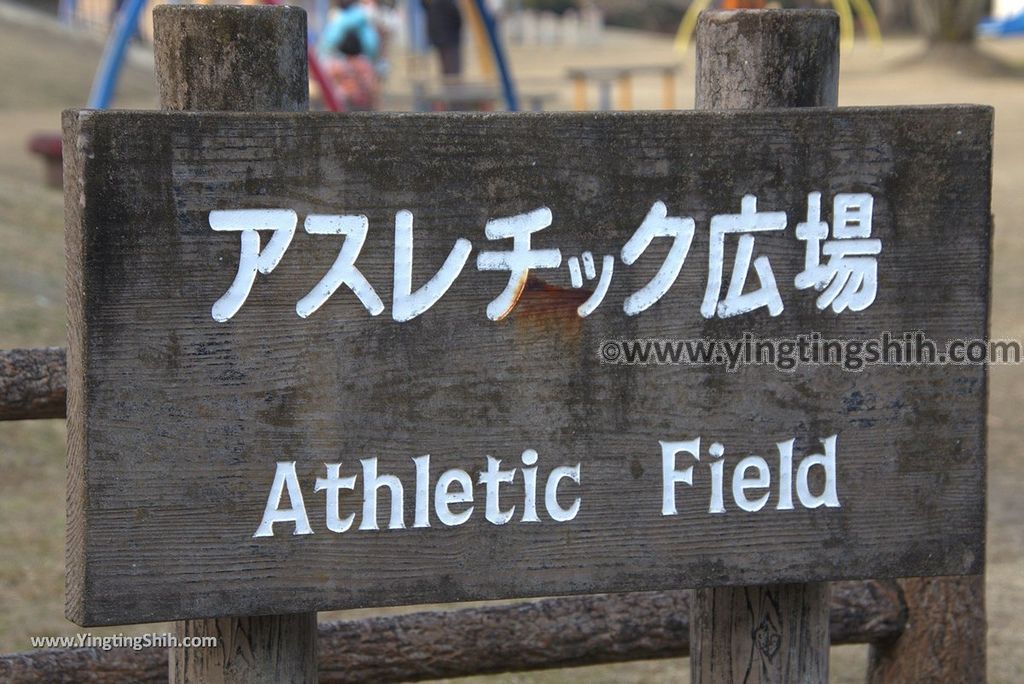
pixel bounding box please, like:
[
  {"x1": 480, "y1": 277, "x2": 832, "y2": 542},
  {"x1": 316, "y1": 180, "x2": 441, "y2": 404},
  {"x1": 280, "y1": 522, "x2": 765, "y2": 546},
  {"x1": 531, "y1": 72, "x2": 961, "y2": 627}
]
[
  {"x1": 0, "y1": 347, "x2": 66, "y2": 420},
  {"x1": 691, "y1": 583, "x2": 830, "y2": 683},
  {"x1": 867, "y1": 575, "x2": 985, "y2": 683},
  {"x1": 169, "y1": 613, "x2": 317, "y2": 684},
  {"x1": 696, "y1": 10, "x2": 840, "y2": 110},
  {"x1": 153, "y1": 5, "x2": 309, "y2": 113},
  {"x1": 150, "y1": 6, "x2": 318, "y2": 682},
  {"x1": 692, "y1": 10, "x2": 839, "y2": 683},
  {"x1": 62, "y1": 106, "x2": 991, "y2": 626},
  {"x1": 0, "y1": 646, "x2": 167, "y2": 683},
  {"x1": 63, "y1": 102, "x2": 90, "y2": 629},
  {"x1": 0, "y1": 580, "x2": 905, "y2": 683}
]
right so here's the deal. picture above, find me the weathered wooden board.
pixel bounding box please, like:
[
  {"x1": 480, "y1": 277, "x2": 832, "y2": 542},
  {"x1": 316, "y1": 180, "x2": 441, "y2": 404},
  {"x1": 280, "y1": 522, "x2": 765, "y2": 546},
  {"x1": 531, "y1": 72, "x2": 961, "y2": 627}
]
[{"x1": 64, "y1": 107, "x2": 991, "y2": 626}]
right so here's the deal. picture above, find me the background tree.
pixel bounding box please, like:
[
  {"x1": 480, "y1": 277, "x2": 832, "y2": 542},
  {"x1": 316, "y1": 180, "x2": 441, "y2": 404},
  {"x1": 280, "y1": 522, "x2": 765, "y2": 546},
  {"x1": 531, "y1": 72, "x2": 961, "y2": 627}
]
[{"x1": 911, "y1": 0, "x2": 988, "y2": 44}]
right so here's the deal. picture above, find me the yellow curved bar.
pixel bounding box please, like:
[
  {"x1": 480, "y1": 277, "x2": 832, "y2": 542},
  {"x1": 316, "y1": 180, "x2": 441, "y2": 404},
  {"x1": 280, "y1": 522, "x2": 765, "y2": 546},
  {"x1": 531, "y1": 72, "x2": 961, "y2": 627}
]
[
  {"x1": 831, "y1": 0, "x2": 855, "y2": 50},
  {"x1": 673, "y1": 0, "x2": 877, "y2": 54},
  {"x1": 460, "y1": 0, "x2": 496, "y2": 80},
  {"x1": 849, "y1": 0, "x2": 883, "y2": 45},
  {"x1": 674, "y1": 0, "x2": 714, "y2": 54}
]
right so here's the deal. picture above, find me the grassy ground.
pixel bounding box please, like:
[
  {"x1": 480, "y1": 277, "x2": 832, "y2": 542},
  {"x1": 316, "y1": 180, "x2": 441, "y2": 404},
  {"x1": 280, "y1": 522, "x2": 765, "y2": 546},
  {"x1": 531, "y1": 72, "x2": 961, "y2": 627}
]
[{"x1": 0, "y1": 7, "x2": 1021, "y2": 682}]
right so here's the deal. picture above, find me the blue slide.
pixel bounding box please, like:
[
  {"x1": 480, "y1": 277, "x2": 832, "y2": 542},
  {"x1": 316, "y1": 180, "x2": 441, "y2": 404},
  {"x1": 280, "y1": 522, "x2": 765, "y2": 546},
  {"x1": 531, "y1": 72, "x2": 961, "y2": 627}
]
[
  {"x1": 87, "y1": 0, "x2": 148, "y2": 109},
  {"x1": 978, "y1": 11, "x2": 1024, "y2": 37}
]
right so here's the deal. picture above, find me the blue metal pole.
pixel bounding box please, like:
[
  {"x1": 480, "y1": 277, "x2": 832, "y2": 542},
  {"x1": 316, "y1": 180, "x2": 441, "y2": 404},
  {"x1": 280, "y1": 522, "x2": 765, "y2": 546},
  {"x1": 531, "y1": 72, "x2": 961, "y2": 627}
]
[
  {"x1": 408, "y1": 0, "x2": 429, "y2": 54},
  {"x1": 87, "y1": 0, "x2": 148, "y2": 109},
  {"x1": 471, "y1": 0, "x2": 519, "y2": 112},
  {"x1": 58, "y1": 0, "x2": 77, "y2": 25},
  {"x1": 312, "y1": 0, "x2": 330, "y2": 40}
]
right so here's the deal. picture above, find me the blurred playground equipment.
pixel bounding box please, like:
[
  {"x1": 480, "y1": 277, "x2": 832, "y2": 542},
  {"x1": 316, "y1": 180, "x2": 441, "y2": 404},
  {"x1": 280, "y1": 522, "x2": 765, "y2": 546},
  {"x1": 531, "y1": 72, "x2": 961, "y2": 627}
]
[
  {"x1": 568, "y1": 64, "x2": 680, "y2": 111},
  {"x1": 980, "y1": 0, "x2": 1024, "y2": 37},
  {"x1": 57, "y1": 0, "x2": 525, "y2": 112},
  {"x1": 675, "y1": 0, "x2": 882, "y2": 52},
  {"x1": 26, "y1": 134, "x2": 64, "y2": 187},
  {"x1": 29, "y1": 0, "x2": 667, "y2": 184},
  {"x1": 61, "y1": 0, "x2": 340, "y2": 110},
  {"x1": 979, "y1": 12, "x2": 1024, "y2": 37},
  {"x1": 30, "y1": 0, "x2": 530, "y2": 184},
  {"x1": 503, "y1": 4, "x2": 604, "y2": 47},
  {"x1": 59, "y1": 0, "x2": 329, "y2": 45}
]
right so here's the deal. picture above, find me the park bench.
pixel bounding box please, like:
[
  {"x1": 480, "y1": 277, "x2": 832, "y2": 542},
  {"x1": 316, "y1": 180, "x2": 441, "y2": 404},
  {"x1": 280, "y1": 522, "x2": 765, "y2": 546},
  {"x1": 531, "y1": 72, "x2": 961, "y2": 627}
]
[
  {"x1": 405, "y1": 81, "x2": 560, "y2": 112},
  {"x1": 567, "y1": 63, "x2": 681, "y2": 111}
]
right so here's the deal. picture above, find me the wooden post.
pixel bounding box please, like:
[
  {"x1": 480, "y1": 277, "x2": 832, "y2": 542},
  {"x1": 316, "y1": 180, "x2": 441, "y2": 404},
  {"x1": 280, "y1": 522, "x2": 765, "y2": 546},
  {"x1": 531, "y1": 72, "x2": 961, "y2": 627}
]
[
  {"x1": 691, "y1": 10, "x2": 839, "y2": 684},
  {"x1": 867, "y1": 576, "x2": 986, "y2": 683},
  {"x1": 154, "y1": 5, "x2": 308, "y2": 113},
  {"x1": 0, "y1": 581, "x2": 911, "y2": 681},
  {"x1": 152, "y1": 6, "x2": 318, "y2": 683},
  {"x1": 695, "y1": 10, "x2": 839, "y2": 111}
]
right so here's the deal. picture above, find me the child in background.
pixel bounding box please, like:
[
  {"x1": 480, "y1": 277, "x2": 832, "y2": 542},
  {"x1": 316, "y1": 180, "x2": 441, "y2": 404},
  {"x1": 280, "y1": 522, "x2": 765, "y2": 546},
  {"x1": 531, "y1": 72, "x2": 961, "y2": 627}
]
[
  {"x1": 319, "y1": 0, "x2": 381, "y2": 64},
  {"x1": 363, "y1": 0, "x2": 401, "y2": 80},
  {"x1": 326, "y1": 32, "x2": 380, "y2": 111}
]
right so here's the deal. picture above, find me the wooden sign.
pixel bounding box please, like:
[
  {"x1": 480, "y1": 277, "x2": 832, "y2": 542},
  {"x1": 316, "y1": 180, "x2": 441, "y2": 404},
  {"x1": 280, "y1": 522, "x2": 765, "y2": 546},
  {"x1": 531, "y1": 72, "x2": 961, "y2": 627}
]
[{"x1": 64, "y1": 107, "x2": 991, "y2": 626}]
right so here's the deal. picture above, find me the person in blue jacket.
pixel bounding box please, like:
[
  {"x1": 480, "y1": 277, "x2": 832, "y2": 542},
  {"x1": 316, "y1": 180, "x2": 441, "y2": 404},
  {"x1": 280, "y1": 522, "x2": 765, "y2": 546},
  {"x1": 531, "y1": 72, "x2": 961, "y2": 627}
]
[{"x1": 318, "y1": 0, "x2": 381, "y2": 64}]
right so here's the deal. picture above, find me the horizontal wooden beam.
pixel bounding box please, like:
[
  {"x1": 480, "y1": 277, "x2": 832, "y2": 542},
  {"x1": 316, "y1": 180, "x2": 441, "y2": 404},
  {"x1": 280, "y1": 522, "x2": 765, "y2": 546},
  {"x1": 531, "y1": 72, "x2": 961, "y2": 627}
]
[
  {"x1": 0, "y1": 348, "x2": 66, "y2": 421},
  {"x1": 0, "y1": 581, "x2": 905, "y2": 683}
]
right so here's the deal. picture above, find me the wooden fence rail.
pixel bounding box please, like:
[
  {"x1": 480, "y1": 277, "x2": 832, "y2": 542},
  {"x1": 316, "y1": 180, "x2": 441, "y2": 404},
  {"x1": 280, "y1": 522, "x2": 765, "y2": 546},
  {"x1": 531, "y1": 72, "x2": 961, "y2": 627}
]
[
  {"x1": 0, "y1": 581, "x2": 904, "y2": 683},
  {"x1": 0, "y1": 348, "x2": 66, "y2": 421}
]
